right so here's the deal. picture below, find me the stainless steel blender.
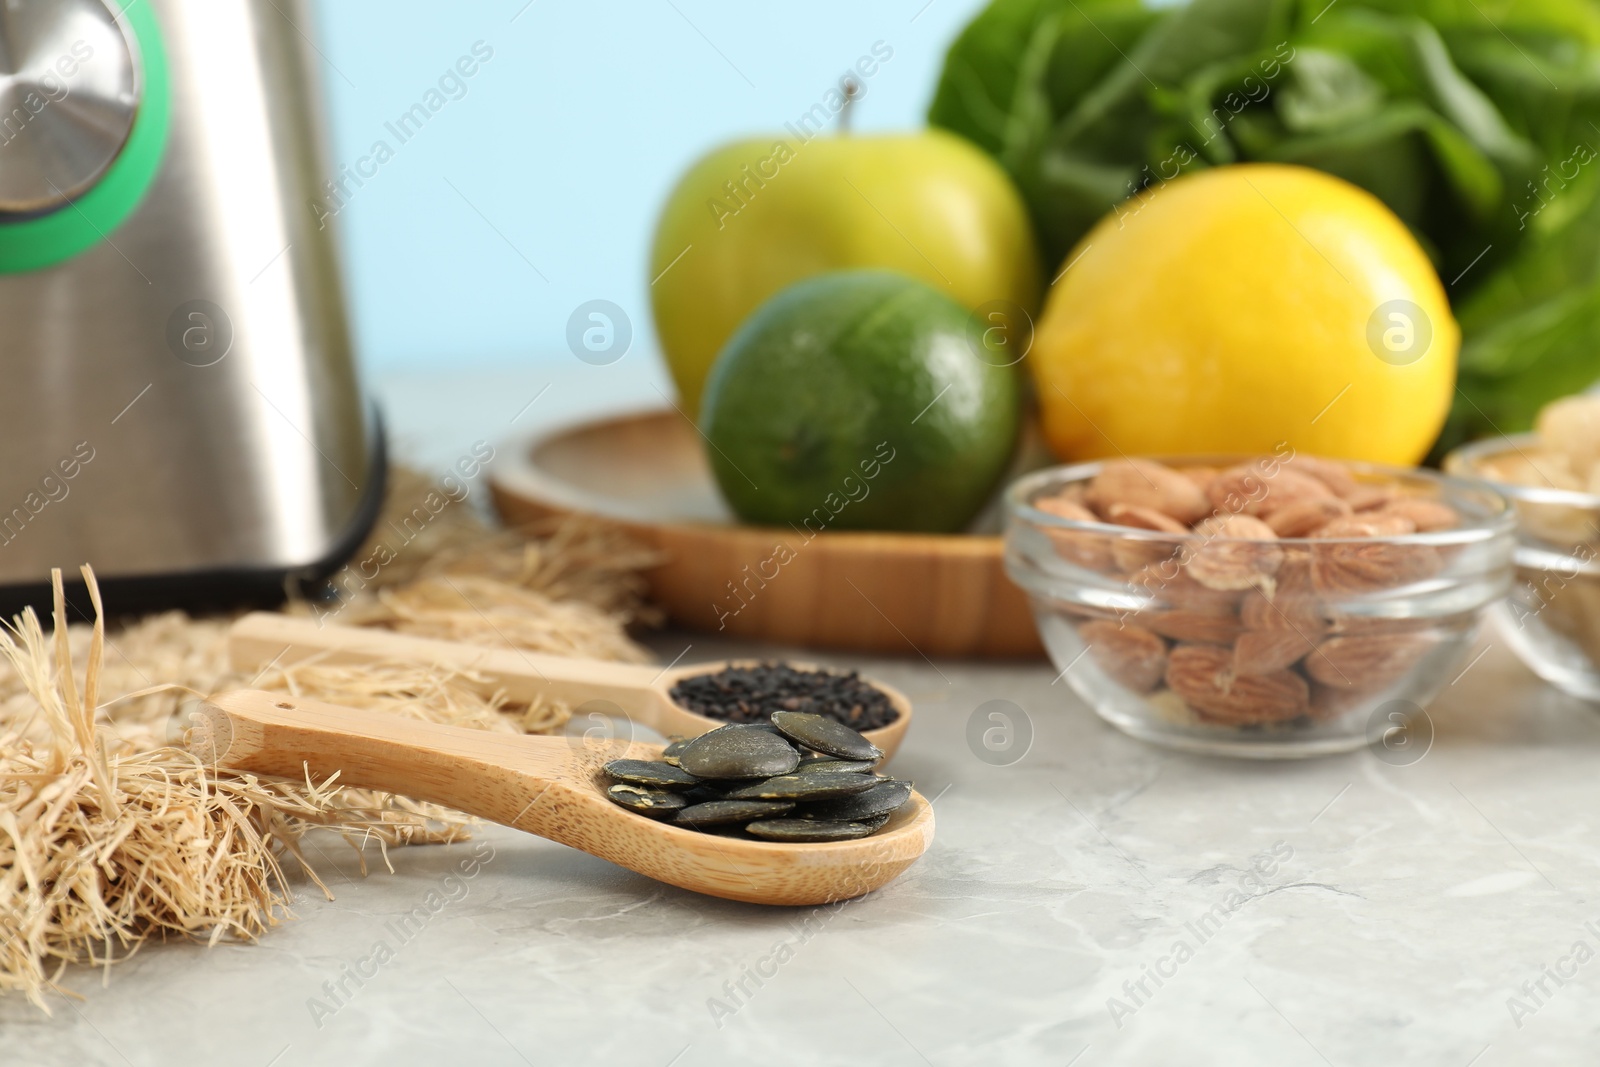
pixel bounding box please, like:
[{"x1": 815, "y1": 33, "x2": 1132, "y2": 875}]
[{"x1": 0, "y1": 0, "x2": 381, "y2": 612}]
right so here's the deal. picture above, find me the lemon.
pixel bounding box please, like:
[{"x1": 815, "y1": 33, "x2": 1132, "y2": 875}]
[{"x1": 1031, "y1": 164, "x2": 1457, "y2": 465}]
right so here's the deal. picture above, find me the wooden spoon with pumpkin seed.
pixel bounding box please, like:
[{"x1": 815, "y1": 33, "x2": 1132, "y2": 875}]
[{"x1": 194, "y1": 690, "x2": 934, "y2": 906}]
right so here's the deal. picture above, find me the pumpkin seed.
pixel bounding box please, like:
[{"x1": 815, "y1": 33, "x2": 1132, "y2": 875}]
[
  {"x1": 678, "y1": 724, "x2": 801, "y2": 780},
  {"x1": 598, "y1": 730, "x2": 907, "y2": 844},
  {"x1": 745, "y1": 818, "x2": 877, "y2": 842},
  {"x1": 606, "y1": 784, "x2": 688, "y2": 817},
  {"x1": 675, "y1": 798, "x2": 794, "y2": 827},
  {"x1": 603, "y1": 759, "x2": 700, "y2": 790},
  {"x1": 771, "y1": 711, "x2": 882, "y2": 761},
  {"x1": 721, "y1": 771, "x2": 878, "y2": 802},
  {"x1": 796, "y1": 756, "x2": 876, "y2": 774},
  {"x1": 799, "y1": 780, "x2": 912, "y2": 822}
]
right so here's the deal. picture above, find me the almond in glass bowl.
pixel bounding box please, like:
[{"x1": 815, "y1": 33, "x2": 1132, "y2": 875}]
[{"x1": 1005, "y1": 454, "x2": 1515, "y2": 758}]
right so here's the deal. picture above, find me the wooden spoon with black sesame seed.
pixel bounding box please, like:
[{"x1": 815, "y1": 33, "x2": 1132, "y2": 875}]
[
  {"x1": 194, "y1": 689, "x2": 933, "y2": 906},
  {"x1": 228, "y1": 613, "x2": 912, "y2": 761}
]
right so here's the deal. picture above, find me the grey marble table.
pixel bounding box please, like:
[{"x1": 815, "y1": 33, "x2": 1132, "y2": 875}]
[{"x1": 4, "y1": 366, "x2": 1596, "y2": 1065}]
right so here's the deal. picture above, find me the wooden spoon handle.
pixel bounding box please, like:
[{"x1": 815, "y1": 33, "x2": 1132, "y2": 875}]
[
  {"x1": 198, "y1": 689, "x2": 596, "y2": 835},
  {"x1": 228, "y1": 613, "x2": 670, "y2": 724}
]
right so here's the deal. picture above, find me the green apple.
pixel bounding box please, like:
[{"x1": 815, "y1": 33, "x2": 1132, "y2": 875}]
[{"x1": 649, "y1": 128, "x2": 1042, "y2": 417}]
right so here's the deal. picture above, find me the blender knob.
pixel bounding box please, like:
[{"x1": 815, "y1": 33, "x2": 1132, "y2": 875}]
[{"x1": 0, "y1": 0, "x2": 142, "y2": 216}]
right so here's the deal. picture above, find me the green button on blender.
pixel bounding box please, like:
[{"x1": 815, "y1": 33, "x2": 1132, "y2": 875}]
[{"x1": 0, "y1": 0, "x2": 171, "y2": 273}]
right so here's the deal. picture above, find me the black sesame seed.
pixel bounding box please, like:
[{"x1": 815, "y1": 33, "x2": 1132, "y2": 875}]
[{"x1": 669, "y1": 663, "x2": 897, "y2": 732}]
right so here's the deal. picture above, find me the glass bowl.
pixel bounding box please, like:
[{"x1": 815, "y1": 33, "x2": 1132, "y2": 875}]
[
  {"x1": 1445, "y1": 433, "x2": 1600, "y2": 700},
  {"x1": 1005, "y1": 457, "x2": 1515, "y2": 758}
]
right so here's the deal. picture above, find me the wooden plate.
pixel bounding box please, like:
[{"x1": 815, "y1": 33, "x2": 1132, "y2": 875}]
[{"x1": 490, "y1": 408, "x2": 1043, "y2": 658}]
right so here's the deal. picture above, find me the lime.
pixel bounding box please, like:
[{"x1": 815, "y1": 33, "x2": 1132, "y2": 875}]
[{"x1": 700, "y1": 269, "x2": 1021, "y2": 533}]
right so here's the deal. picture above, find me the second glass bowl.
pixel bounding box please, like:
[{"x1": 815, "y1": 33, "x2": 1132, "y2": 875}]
[{"x1": 1446, "y1": 433, "x2": 1600, "y2": 700}]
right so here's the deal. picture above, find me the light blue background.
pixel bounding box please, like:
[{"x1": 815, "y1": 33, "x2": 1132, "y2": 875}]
[{"x1": 310, "y1": 0, "x2": 989, "y2": 376}]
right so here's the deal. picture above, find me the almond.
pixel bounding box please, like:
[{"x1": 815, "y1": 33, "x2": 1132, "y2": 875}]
[
  {"x1": 1085, "y1": 459, "x2": 1211, "y2": 525},
  {"x1": 1207, "y1": 462, "x2": 1335, "y2": 519},
  {"x1": 1164, "y1": 643, "x2": 1310, "y2": 725},
  {"x1": 1196, "y1": 513, "x2": 1281, "y2": 540},
  {"x1": 1235, "y1": 586, "x2": 1325, "y2": 675},
  {"x1": 1239, "y1": 587, "x2": 1327, "y2": 634},
  {"x1": 1345, "y1": 484, "x2": 1401, "y2": 512},
  {"x1": 1233, "y1": 629, "x2": 1316, "y2": 675},
  {"x1": 1128, "y1": 562, "x2": 1245, "y2": 614},
  {"x1": 1106, "y1": 503, "x2": 1188, "y2": 533},
  {"x1": 1284, "y1": 455, "x2": 1360, "y2": 499},
  {"x1": 1139, "y1": 609, "x2": 1241, "y2": 644},
  {"x1": 1056, "y1": 482, "x2": 1090, "y2": 506},
  {"x1": 1180, "y1": 465, "x2": 1220, "y2": 494},
  {"x1": 1035, "y1": 494, "x2": 1116, "y2": 572},
  {"x1": 1106, "y1": 503, "x2": 1186, "y2": 572},
  {"x1": 1266, "y1": 497, "x2": 1352, "y2": 537},
  {"x1": 1187, "y1": 514, "x2": 1283, "y2": 592},
  {"x1": 1205, "y1": 465, "x2": 1269, "y2": 516},
  {"x1": 1311, "y1": 514, "x2": 1416, "y2": 539},
  {"x1": 1079, "y1": 620, "x2": 1168, "y2": 692},
  {"x1": 1309, "y1": 514, "x2": 1441, "y2": 594},
  {"x1": 1303, "y1": 633, "x2": 1439, "y2": 691},
  {"x1": 1036, "y1": 493, "x2": 1096, "y2": 523},
  {"x1": 1275, "y1": 551, "x2": 1315, "y2": 595},
  {"x1": 1375, "y1": 497, "x2": 1460, "y2": 532}
]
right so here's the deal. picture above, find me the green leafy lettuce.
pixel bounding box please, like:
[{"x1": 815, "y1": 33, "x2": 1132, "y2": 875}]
[{"x1": 929, "y1": 0, "x2": 1600, "y2": 457}]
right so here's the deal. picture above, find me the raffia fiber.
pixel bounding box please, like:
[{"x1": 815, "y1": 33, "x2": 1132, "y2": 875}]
[{"x1": 0, "y1": 468, "x2": 658, "y2": 1010}]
